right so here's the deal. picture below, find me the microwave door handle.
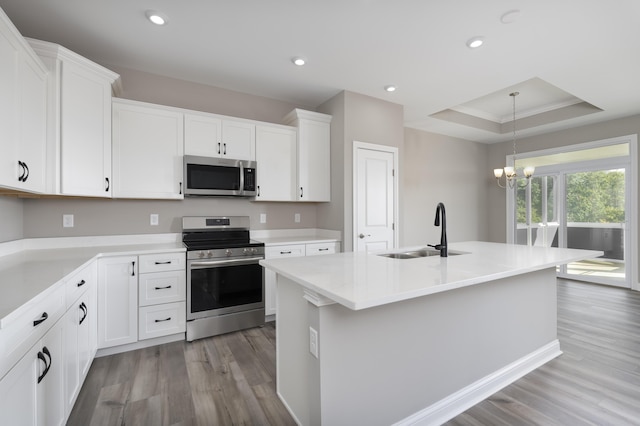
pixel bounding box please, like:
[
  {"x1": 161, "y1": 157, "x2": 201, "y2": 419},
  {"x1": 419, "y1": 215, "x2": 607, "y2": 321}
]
[{"x1": 239, "y1": 162, "x2": 245, "y2": 193}]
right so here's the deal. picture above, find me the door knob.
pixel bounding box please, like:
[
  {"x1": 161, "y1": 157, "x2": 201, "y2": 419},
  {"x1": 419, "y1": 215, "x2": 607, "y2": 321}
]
[{"x1": 359, "y1": 233, "x2": 371, "y2": 239}]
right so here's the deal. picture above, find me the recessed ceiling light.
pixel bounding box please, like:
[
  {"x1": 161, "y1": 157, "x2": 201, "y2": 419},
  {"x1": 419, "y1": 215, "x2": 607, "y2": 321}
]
[
  {"x1": 292, "y1": 57, "x2": 306, "y2": 66},
  {"x1": 146, "y1": 10, "x2": 168, "y2": 26},
  {"x1": 466, "y1": 37, "x2": 484, "y2": 49},
  {"x1": 384, "y1": 85, "x2": 397, "y2": 92}
]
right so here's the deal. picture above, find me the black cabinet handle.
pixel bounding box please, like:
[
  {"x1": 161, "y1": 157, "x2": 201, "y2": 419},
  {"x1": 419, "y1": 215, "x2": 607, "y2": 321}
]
[
  {"x1": 179, "y1": 182, "x2": 182, "y2": 195},
  {"x1": 22, "y1": 161, "x2": 29, "y2": 182},
  {"x1": 154, "y1": 317, "x2": 171, "y2": 323},
  {"x1": 37, "y1": 347, "x2": 51, "y2": 384},
  {"x1": 131, "y1": 261, "x2": 136, "y2": 276},
  {"x1": 257, "y1": 186, "x2": 260, "y2": 197},
  {"x1": 77, "y1": 279, "x2": 86, "y2": 287},
  {"x1": 300, "y1": 187, "x2": 303, "y2": 198},
  {"x1": 319, "y1": 248, "x2": 329, "y2": 251},
  {"x1": 223, "y1": 143, "x2": 227, "y2": 155},
  {"x1": 33, "y1": 312, "x2": 48, "y2": 327},
  {"x1": 17, "y1": 161, "x2": 26, "y2": 182},
  {"x1": 154, "y1": 261, "x2": 172, "y2": 265},
  {"x1": 79, "y1": 302, "x2": 88, "y2": 325},
  {"x1": 154, "y1": 285, "x2": 172, "y2": 290},
  {"x1": 217, "y1": 142, "x2": 221, "y2": 154},
  {"x1": 105, "y1": 177, "x2": 110, "y2": 191},
  {"x1": 280, "y1": 250, "x2": 292, "y2": 255}
]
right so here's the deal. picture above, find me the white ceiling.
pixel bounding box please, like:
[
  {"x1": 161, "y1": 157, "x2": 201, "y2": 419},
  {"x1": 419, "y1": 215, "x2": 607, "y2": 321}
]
[{"x1": 2, "y1": 0, "x2": 640, "y2": 143}]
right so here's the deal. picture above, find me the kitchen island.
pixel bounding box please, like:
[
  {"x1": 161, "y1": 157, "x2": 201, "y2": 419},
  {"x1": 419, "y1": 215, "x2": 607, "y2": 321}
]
[{"x1": 260, "y1": 241, "x2": 602, "y2": 425}]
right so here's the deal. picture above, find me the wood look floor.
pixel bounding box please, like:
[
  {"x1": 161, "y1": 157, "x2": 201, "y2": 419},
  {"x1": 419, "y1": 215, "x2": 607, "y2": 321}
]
[{"x1": 69, "y1": 280, "x2": 640, "y2": 425}]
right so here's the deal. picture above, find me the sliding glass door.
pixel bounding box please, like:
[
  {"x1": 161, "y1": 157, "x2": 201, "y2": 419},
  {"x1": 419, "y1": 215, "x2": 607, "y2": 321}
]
[
  {"x1": 508, "y1": 136, "x2": 635, "y2": 289},
  {"x1": 561, "y1": 168, "x2": 626, "y2": 286}
]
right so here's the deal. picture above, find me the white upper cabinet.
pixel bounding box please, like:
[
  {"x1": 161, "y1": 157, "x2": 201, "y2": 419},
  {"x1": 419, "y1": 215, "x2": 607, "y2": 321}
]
[
  {"x1": 0, "y1": 9, "x2": 47, "y2": 193},
  {"x1": 255, "y1": 124, "x2": 297, "y2": 201},
  {"x1": 112, "y1": 98, "x2": 184, "y2": 199},
  {"x1": 184, "y1": 111, "x2": 255, "y2": 161},
  {"x1": 28, "y1": 38, "x2": 119, "y2": 198},
  {"x1": 284, "y1": 109, "x2": 332, "y2": 202}
]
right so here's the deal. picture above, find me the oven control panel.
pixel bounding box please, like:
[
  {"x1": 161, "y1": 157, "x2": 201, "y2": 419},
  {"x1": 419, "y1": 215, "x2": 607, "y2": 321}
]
[{"x1": 188, "y1": 246, "x2": 265, "y2": 260}]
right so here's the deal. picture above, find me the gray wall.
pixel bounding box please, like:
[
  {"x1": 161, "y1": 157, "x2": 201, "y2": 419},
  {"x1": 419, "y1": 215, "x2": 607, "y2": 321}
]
[
  {"x1": 0, "y1": 197, "x2": 23, "y2": 242},
  {"x1": 318, "y1": 91, "x2": 404, "y2": 251},
  {"x1": 403, "y1": 128, "x2": 490, "y2": 246}
]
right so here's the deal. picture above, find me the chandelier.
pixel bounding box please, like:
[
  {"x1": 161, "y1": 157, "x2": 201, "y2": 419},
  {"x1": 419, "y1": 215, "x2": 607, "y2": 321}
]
[{"x1": 493, "y1": 92, "x2": 534, "y2": 188}]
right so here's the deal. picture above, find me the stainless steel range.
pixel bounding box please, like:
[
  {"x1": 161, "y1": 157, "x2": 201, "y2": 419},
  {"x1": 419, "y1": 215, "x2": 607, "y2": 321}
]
[{"x1": 182, "y1": 216, "x2": 265, "y2": 341}]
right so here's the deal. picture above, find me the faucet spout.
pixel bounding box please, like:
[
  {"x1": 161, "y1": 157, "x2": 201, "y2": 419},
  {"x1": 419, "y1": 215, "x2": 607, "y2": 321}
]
[{"x1": 431, "y1": 202, "x2": 447, "y2": 257}]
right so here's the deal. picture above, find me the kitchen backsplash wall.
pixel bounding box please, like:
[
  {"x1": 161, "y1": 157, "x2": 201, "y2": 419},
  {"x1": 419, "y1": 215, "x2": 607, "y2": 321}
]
[
  {"x1": 22, "y1": 198, "x2": 317, "y2": 238},
  {"x1": 0, "y1": 197, "x2": 23, "y2": 242}
]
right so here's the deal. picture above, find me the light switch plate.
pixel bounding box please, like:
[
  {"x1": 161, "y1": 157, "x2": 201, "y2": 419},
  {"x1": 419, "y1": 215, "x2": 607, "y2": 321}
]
[
  {"x1": 63, "y1": 214, "x2": 74, "y2": 228},
  {"x1": 295, "y1": 213, "x2": 301, "y2": 223},
  {"x1": 309, "y1": 327, "x2": 319, "y2": 358},
  {"x1": 260, "y1": 213, "x2": 267, "y2": 224},
  {"x1": 150, "y1": 214, "x2": 159, "y2": 226}
]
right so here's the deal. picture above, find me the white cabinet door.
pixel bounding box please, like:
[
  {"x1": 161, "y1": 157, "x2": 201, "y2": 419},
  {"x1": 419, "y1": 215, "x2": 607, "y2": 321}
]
[
  {"x1": 297, "y1": 118, "x2": 331, "y2": 201},
  {"x1": 98, "y1": 256, "x2": 138, "y2": 348},
  {"x1": 0, "y1": 318, "x2": 65, "y2": 426},
  {"x1": 264, "y1": 244, "x2": 306, "y2": 317},
  {"x1": 0, "y1": 14, "x2": 19, "y2": 189},
  {"x1": 0, "y1": 11, "x2": 47, "y2": 193},
  {"x1": 0, "y1": 342, "x2": 38, "y2": 426},
  {"x1": 222, "y1": 119, "x2": 255, "y2": 161},
  {"x1": 184, "y1": 112, "x2": 255, "y2": 161},
  {"x1": 17, "y1": 50, "x2": 47, "y2": 193},
  {"x1": 184, "y1": 113, "x2": 222, "y2": 157},
  {"x1": 38, "y1": 319, "x2": 65, "y2": 426},
  {"x1": 255, "y1": 125, "x2": 297, "y2": 201},
  {"x1": 63, "y1": 281, "x2": 95, "y2": 416},
  {"x1": 112, "y1": 99, "x2": 184, "y2": 199},
  {"x1": 59, "y1": 60, "x2": 113, "y2": 197}
]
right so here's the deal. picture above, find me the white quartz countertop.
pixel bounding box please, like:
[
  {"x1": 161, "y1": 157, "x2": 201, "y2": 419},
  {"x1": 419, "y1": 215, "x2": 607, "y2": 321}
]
[
  {"x1": 253, "y1": 235, "x2": 340, "y2": 245},
  {"x1": 0, "y1": 242, "x2": 185, "y2": 325},
  {"x1": 260, "y1": 241, "x2": 603, "y2": 310}
]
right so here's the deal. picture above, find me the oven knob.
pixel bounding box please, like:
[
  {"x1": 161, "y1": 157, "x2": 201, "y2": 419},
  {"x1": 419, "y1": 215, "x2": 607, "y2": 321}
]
[
  {"x1": 225, "y1": 249, "x2": 233, "y2": 257},
  {"x1": 198, "y1": 251, "x2": 205, "y2": 258},
  {"x1": 207, "y1": 251, "x2": 213, "y2": 258},
  {"x1": 243, "y1": 248, "x2": 250, "y2": 255},
  {"x1": 251, "y1": 248, "x2": 259, "y2": 254}
]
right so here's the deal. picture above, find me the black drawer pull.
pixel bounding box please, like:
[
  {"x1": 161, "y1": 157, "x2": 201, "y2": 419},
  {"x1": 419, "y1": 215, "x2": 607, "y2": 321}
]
[
  {"x1": 280, "y1": 251, "x2": 292, "y2": 255},
  {"x1": 319, "y1": 248, "x2": 329, "y2": 251},
  {"x1": 154, "y1": 317, "x2": 171, "y2": 323},
  {"x1": 154, "y1": 261, "x2": 172, "y2": 265},
  {"x1": 154, "y1": 285, "x2": 172, "y2": 290},
  {"x1": 131, "y1": 261, "x2": 136, "y2": 276},
  {"x1": 33, "y1": 312, "x2": 48, "y2": 327},
  {"x1": 77, "y1": 279, "x2": 86, "y2": 287}
]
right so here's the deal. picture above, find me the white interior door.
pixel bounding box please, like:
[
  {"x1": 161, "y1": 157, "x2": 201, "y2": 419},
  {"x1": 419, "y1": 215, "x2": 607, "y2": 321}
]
[{"x1": 353, "y1": 142, "x2": 397, "y2": 252}]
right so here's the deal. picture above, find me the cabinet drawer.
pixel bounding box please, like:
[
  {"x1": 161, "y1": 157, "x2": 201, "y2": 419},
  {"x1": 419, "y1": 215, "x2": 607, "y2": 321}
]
[
  {"x1": 306, "y1": 242, "x2": 340, "y2": 256},
  {"x1": 0, "y1": 284, "x2": 65, "y2": 380},
  {"x1": 265, "y1": 244, "x2": 306, "y2": 259},
  {"x1": 138, "y1": 252, "x2": 185, "y2": 273},
  {"x1": 139, "y1": 271, "x2": 186, "y2": 306},
  {"x1": 65, "y1": 261, "x2": 97, "y2": 307},
  {"x1": 138, "y1": 302, "x2": 186, "y2": 340}
]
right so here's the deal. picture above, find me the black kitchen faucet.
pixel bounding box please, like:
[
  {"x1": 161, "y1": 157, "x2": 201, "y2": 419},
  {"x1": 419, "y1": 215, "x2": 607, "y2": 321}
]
[{"x1": 428, "y1": 202, "x2": 447, "y2": 257}]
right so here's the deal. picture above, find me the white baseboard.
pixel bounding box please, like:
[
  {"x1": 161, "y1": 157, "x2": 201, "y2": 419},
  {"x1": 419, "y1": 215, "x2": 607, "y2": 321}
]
[
  {"x1": 394, "y1": 340, "x2": 562, "y2": 426},
  {"x1": 95, "y1": 333, "x2": 185, "y2": 357}
]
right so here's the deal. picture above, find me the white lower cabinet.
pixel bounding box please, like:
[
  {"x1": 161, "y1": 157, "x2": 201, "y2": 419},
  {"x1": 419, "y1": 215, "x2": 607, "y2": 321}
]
[
  {"x1": 0, "y1": 317, "x2": 65, "y2": 426},
  {"x1": 139, "y1": 302, "x2": 186, "y2": 340},
  {"x1": 264, "y1": 241, "x2": 340, "y2": 318},
  {"x1": 97, "y1": 256, "x2": 138, "y2": 348},
  {"x1": 63, "y1": 262, "x2": 97, "y2": 416}
]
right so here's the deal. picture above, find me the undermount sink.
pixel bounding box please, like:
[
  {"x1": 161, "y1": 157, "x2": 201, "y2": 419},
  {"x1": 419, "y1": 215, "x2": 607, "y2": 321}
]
[{"x1": 378, "y1": 248, "x2": 466, "y2": 259}]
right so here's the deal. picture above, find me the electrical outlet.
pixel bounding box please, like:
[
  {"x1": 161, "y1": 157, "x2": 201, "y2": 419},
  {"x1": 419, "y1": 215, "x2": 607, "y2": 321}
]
[
  {"x1": 260, "y1": 213, "x2": 267, "y2": 224},
  {"x1": 63, "y1": 214, "x2": 74, "y2": 228},
  {"x1": 309, "y1": 327, "x2": 319, "y2": 358},
  {"x1": 150, "y1": 214, "x2": 159, "y2": 226},
  {"x1": 295, "y1": 213, "x2": 301, "y2": 223}
]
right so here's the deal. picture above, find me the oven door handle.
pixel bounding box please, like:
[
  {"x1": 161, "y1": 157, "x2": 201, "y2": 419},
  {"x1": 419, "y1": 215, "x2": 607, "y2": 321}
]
[{"x1": 190, "y1": 257, "x2": 264, "y2": 268}]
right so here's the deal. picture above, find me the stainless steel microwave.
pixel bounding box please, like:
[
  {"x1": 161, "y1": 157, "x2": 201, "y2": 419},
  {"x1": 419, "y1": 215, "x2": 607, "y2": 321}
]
[{"x1": 183, "y1": 155, "x2": 257, "y2": 197}]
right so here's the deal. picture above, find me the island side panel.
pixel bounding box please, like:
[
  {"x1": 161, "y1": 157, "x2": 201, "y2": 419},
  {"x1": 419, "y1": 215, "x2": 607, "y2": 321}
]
[{"x1": 278, "y1": 267, "x2": 559, "y2": 425}]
